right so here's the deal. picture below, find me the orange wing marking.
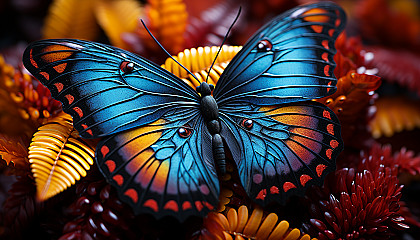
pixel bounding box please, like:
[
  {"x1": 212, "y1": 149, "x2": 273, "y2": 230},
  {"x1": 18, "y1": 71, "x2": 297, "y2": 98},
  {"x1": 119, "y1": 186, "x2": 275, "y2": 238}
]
[
  {"x1": 29, "y1": 49, "x2": 38, "y2": 68},
  {"x1": 53, "y1": 63, "x2": 68, "y2": 73},
  {"x1": 270, "y1": 186, "x2": 280, "y2": 194},
  {"x1": 182, "y1": 201, "x2": 192, "y2": 210},
  {"x1": 112, "y1": 174, "x2": 124, "y2": 186},
  {"x1": 143, "y1": 199, "x2": 159, "y2": 212},
  {"x1": 164, "y1": 200, "x2": 179, "y2": 212},
  {"x1": 256, "y1": 189, "x2": 267, "y2": 200},
  {"x1": 104, "y1": 160, "x2": 116, "y2": 173},
  {"x1": 316, "y1": 164, "x2": 327, "y2": 177},
  {"x1": 300, "y1": 174, "x2": 312, "y2": 187},
  {"x1": 283, "y1": 182, "x2": 297, "y2": 192},
  {"x1": 54, "y1": 82, "x2": 63, "y2": 92},
  {"x1": 125, "y1": 189, "x2": 139, "y2": 203}
]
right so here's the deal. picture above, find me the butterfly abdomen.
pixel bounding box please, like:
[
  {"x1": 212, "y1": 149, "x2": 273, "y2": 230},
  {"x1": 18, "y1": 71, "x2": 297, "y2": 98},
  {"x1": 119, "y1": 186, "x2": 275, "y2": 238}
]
[{"x1": 197, "y1": 82, "x2": 226, "y2": 175}]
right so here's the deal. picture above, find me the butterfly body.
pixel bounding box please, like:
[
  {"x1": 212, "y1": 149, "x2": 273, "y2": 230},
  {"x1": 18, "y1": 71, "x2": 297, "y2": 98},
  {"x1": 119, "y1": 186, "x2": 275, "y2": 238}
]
[
  {"x1": 23, "y1": 2, "x2": 346, "y2": 220},
  {"x1": 197, "y1": 82, "x2": 226, "y2": 174}
]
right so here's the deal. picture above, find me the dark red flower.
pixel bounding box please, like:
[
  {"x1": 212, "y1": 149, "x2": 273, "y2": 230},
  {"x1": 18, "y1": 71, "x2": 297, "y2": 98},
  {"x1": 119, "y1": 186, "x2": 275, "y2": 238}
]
[{"x1": 303, "y1": 167, "x2": 408, "y2": 239}]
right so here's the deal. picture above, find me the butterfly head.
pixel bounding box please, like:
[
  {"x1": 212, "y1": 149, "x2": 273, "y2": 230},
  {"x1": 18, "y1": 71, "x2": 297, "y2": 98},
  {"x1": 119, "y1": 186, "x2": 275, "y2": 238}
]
[{"x1": 196, "y1": 82, "x2": 214, "y2": 97}]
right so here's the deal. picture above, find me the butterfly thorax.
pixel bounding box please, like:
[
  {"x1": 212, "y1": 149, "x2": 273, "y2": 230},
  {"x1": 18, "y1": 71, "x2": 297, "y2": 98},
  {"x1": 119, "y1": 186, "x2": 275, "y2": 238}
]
[
  {"x1": 197, "y1": 82, "x2": 219, "y2": 135},
  {"x1": 197, "y1": 82, "x2": 226, "y2": 174}
]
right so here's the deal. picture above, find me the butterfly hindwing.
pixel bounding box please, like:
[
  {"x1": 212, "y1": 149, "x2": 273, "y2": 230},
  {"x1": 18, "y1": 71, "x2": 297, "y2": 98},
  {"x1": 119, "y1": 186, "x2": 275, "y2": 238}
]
[
  {"x1": 23, "y1": 39, "x2": 199, "y2": 138},
  {"x1": 219, "y1": 101, "x2": 343, "y2": 205},
  {"x1": 96, "y1": 110, "x2": 219, "y2": 219},
  {"x1": 214, "y1": 2, "x2": 346, "y2": 106}
]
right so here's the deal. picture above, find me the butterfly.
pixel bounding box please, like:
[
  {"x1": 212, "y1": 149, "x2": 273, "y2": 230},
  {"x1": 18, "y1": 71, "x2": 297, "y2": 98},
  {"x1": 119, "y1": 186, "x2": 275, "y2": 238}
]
[{"x1": 23, "y1": 2, "x2": 345, "y2": 220}]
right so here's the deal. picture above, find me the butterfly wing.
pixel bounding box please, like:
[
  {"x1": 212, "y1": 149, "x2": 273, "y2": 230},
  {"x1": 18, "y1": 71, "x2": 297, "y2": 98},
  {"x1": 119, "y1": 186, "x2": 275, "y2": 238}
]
[
  {"x1": 96, "y1": 109, "x2": 219, "y2": 220},
  {"x1": 23, "y1": 39, "x2": 200, "y2": 138},
  {"x1": 213, "y1": 2, "x2": 346, "y2": 106},
  {"x1": 219, "y1": 101, "x2": 342, "y2": 204}
]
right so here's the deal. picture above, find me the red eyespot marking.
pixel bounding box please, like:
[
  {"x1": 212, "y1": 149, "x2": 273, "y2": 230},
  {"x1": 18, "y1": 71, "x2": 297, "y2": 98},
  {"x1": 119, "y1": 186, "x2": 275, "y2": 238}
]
[
  {"x1": 327, "y1": 124, "x2": 334, "y2": 135},
  {"x1": 322, "y1": 52, "x2": 329, "y2": 62},
  {"x1": 270, "y1": 186, "x2": 279, "y2": 194},
  {"x1": 53, "y1": 63, "x2": 67, "y2": 73},
  {"x1": 182, "y1": 201, "x2": 192, "y2": 210},
  {"x1": 326, "y1": 149, "x2": 333, "y2": 159},
  {"x1": 40, "y1": 72, "x2": 50, "y2": 80},
  {"x1": 199, "y1": 185, "x2": 210, "y2": 195},
  {"x1": 101, "y1": 145, "x2": 109, "y2": 157},
  {"x1": 330, "y1": 140, "x2": 339, "y2": 148},
  {"x1": 322, "y1": 40, "x2": 329, "y2": 49},
  {"x1": 54, "y1": 82, "x2": 63, "y2": 92},
  {"x1": 73, "y1": 107, "x2": 83, "y2": 117},
  {"x1": 203, "y1": 202, "x2": 214, "y2": 210},
  {"x1": 300, "y1": 174, "x2": 312, "y2": 186},
  {"x1": 283, "y1": 182, "x2": 297, "y2": 192},
  {"x1": 323, "y1": 110, "x2": 331, "y2": 119},
  {"x1": 311, "y1": 25, "x2": 323, "y2": 33},
  {"x1": 195, "y1": 201, "x2": 203, "y2": 211},
  {"x1": 104, "y1": 160, "x2": 116, "y2": 173},
  {"x1": 29, "y1": 49, "x2": 38, "y2": 68},
  {"x1": 241, "y1": 119, "x2": 254, "y2": 130},
  {"x1": 164, "y1": 200, "x2": 179, "y2": 212},
  {"x1": 65, "y1": 94, "x2": 74, "y2": 104},
  {"x1": 316, "y1": 164, "x2": 327, "y2": 177},
  {"x1": 144, "y1": 199, "x2": 158, "y2": 212},
  {"x1": 253, "y1": 174, "x2": 263, "y2": 184},
  {"x1": 324, "y1": 65, "x2": 330, "y2": 76},
  {"x1": 257, "y1": 39, "x2": 272, "y2": 52},
  {"x1": 120, "y1": 61, "x2": 134, "y2": 73},
  {"x1": 328, "y1": 29, "x2": 335, "y2": 37},
  {"x1": 112, "y1": 174, "x2": 124, "y2": 186},
  {"x1": 178, "y1": 126, "x2": 192, "y2": 138},
  {"x1": 81, "y1": 124, "x2": 93, "y2": 136},
  {"x1": 256, "y1": 189, "x2": 267, "y2": 200},
  {"x1": 125, "y1": 189, "x2": 138, "y2": 203}
]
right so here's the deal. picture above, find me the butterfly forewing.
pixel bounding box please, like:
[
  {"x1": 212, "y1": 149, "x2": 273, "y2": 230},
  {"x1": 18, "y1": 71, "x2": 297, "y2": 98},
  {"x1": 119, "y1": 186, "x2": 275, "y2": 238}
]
[
  {"x1": 23, "y1": 39, "x2": 200, "y2": 138},
  {"x1": 213, "y1": 2, "x2": 346, "y2": 106}
]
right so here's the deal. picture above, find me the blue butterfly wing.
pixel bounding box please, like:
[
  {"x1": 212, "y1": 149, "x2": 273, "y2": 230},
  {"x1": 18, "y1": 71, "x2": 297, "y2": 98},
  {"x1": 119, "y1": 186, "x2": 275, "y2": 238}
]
[
  {"x1": 213, "y1": 2, "x2": 346, "y2": 106},
  {"x1": 219, "y1": 101, "x2": 343, "y2": 204},
  {"x1": 23, "y1": 39, "x2": 200, "y2": 138},
  {"x1": 96, "y1": 109, "x2": 219, "y2": 220}
]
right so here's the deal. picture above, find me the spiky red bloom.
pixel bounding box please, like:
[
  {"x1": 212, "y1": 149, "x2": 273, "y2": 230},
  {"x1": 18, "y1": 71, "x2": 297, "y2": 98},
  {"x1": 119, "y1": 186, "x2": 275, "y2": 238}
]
[
  {"x1": 303, "y1": 166, "x2": 408, "y2": 239},
  {"x1": 359, "y1": 143, "x2": 420, "y2": 176},
  {"x1": 301, "y1": 142, "x2": 420, "y2": 239}
]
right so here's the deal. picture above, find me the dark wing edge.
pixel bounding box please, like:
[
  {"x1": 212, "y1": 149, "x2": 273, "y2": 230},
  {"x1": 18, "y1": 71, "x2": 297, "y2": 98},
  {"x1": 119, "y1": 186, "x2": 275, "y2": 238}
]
[{"x1": 219, "y1": 101, "x2": 343, "y2": 205}]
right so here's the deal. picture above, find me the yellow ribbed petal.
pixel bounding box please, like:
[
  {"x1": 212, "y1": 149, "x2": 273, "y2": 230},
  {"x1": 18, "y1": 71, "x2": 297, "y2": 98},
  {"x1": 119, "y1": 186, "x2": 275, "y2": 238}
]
[
  {"x1": 235, "y1": 205, "x2": 249, "y2": 233},
  {"x1": 267, "y1": 220, "x2": 289, "y2": 240},
  {"x1": 43, "y1": 0, "x2": 98, "y2": 40},
  {"x1": 255, "y1": 213, "x2": 279, "y2": 239},
  {"x1": 29, "y1": 113, "x2": 95, "y2": 201},
  {"x1": 243, "y1": 207, "x2": 263, "y2": 237},
  {"x1": 227, "y1": 208, "x2": 238, "y2": 232},
  {"x1": 284, "y1": 228, "x2": 301, "y2": 240},
  {"x1": 94, "y1": 0, "x2": 143, "y2": 49}
]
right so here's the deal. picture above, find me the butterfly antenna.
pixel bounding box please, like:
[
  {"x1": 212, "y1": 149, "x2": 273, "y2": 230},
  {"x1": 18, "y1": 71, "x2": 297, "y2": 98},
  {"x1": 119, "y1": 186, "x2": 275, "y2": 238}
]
[
  {"x1": 205, "y1": 7, "x2": 242, "y2": 83},
  {"x1": 140, "y1": 20, "x2": 199, "y2": 83}
]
